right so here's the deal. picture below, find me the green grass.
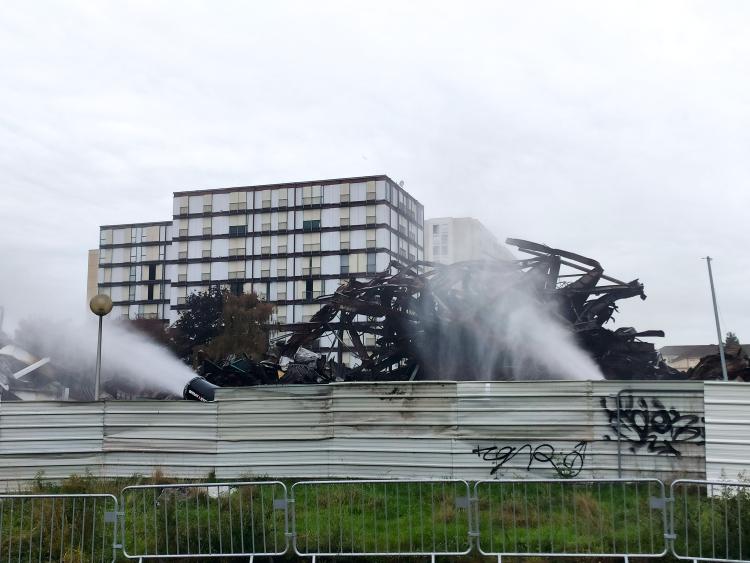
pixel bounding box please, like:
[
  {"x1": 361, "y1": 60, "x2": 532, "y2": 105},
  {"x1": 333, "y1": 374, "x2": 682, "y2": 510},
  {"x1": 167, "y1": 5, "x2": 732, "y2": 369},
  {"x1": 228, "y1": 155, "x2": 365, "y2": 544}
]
[{"x1": 0, "y1": 473, "x2": 746, "y2": 562}]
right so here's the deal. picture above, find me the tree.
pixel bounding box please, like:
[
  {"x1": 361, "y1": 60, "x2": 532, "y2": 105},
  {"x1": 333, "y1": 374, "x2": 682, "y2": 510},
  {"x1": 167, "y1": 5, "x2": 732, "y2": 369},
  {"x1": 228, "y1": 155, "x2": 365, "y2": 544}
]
[
  {"x1": 170, "y1": 286, "x2": 274, "y2": 365},
  {"x1": 725, "y1": 331, "x2": 740, "y2": 347},
  {"x1": 170, "y1": 286, "x2": 225, "y2": 364},
  {"x1": 202, "y1": 292, "x2": 274, "y2": 361}
]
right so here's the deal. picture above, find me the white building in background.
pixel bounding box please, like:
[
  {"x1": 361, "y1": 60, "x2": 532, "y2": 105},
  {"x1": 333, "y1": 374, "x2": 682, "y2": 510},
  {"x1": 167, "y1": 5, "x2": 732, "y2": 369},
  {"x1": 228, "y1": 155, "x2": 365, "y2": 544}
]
[
  {"x1": 424, "y1": 217, "x2": 513, "y2": 264},
  {"x1": 92, "y1": 176, "x2": 424, "y2": 338}
]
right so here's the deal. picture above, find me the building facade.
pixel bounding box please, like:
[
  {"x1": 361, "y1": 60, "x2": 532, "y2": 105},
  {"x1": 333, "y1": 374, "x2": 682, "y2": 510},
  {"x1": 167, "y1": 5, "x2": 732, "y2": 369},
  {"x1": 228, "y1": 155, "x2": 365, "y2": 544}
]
[
  {"x1": 94, "y1": 176, "x2": 424, "y2": 333},
  {"x1": 424, "y1": 217, "x2": 513, "y2": 264}
]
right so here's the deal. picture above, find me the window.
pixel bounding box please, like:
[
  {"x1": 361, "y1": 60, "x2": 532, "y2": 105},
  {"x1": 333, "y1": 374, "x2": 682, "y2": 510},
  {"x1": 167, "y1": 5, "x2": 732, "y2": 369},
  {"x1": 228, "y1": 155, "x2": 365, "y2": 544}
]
[
  {"x1": 260, "y1": 260, "x2": 270, "y2": 278},
  {"x1": 229, "y1": 225, "x2": 246, "y2": 236},
  {"x1": 303, "y1": 208, "x2": 321, "y2": 230},
  {"x1": 202, "y1": 249, "x2": 211, "y2": 258},
  {"x1": 230, "y1": 282, "x2": 243, "y2": 296},
  {"x1": 340, "y1": 208, "x2": 350, "y2": 227},
  {"x1": 177, "y1": 296, "x2": 187, "y2": 305},
  {"x1": 433, "y1": 224, "x2": 439, "y2": 235},
  {"x1": 128, "y1": 285, "x2": 136, "y2": 301},
  {"x1": 202, "y1": 217, "x2": 212, "y2": 236},
  {"x1": 277, "y1": 266, "x2": 287, "y2": 277},
  {"x1": 367, "y1": 252, "x2": 376, "y2": 274},
  {"x1": 305, "y1": 279, "x2": 314, "y2": 301},
  {"x1": 203, "y1": 195, "x2": 212, "y2": 213},
  {"x1": 302, "y1": 256, "x2": 321, "y2": 276},
  {"x1": 303, "y1": 232, "x2": 321, "y2": 252},
  {"x1": 260, "y1": 190, "x2": 271, "y2": 209},
  {"x1": 147, "y1": 284, "x2": 154, "y2": 300},
  {"x1": 340, "y1": 183, "x2": 350, "y2": 203},
  {"x1": 302, "y1": 185, "x2": 322, "y2": 205},
  {"x1": 229, "y1": 192, "x2": 247, "y2": 211},
  {"x1": 278, "y1": 234, "x2": 290, "y2": 255},
  {"x1": 148, "y1": 265, "x2": 156, "y2": 280},
  {"x1": 201, "y1": 264, "x2": 211, "y2": 281},
  {"x1": 366, "y1": 205, "x2": 376, "y2": 225},
  {"x1": 278, "y1": 215, "x2": 288, "y2": 230},
  {"x1": 129, "y1": 266, "x2": 136, "y2": 282},
  {"x1": 261, "y1": 236, "x2": 271, "y2": 254},
  {"x1": 340, "y1": 231, "x2": 350, "y2": 250},
  {"x1": 228, "y1": 267, "x2": 244, "y2": 279},
  {"x1": 179, "y1": 205, "x2": 188, "y2": 215},
  {"x1": 366, "y1": 229, "x2": 376, "y2": 249},
  {"x1": 178, "y1": 273, "x2": 187, "y2": 282},
  {"x1": 279, "y1": 197, "x2": 288, "y2": 207},
  {"x1": 340, "y1": 255, "x2": 349, "y2": 275},
  {"x1": 229, "y1": 238, "x2": 245, "y2": 257},
  {"x1": 260, "y1": 213, "x2": 271, "y2": 231},
  {"x1": 366, "y1": 181, "x2": 376, "y2": 201}
]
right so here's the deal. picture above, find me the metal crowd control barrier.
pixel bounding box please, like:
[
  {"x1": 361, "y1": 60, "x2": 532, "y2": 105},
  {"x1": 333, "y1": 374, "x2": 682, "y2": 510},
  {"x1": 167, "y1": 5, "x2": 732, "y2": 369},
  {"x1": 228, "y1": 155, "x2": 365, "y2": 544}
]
[
  {"x1": 290, "y1": 479, "x2": 473, "y2": 561},
  {"x1": 473, "y1": 478, "x2": 669, "y2": 561},
  {"x1": 671, "y1": 479, "x2": 750, "y2": 562},
  {"x1": 0, "y1": 493, "x2": 118, "y2": 562},
  {"x1": 4, "y1": 477, "x2": 750, "y2": 561},
  {"x1": 120, "y1": 481, "x2": 288, "y2": 559}
]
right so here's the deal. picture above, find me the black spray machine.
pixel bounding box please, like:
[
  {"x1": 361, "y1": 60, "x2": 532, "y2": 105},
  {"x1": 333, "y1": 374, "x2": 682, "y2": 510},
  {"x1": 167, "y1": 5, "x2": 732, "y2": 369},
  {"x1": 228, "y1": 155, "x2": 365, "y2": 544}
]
[{"x1": 183, "y1": 376, "x2": 218, "y2": 402}]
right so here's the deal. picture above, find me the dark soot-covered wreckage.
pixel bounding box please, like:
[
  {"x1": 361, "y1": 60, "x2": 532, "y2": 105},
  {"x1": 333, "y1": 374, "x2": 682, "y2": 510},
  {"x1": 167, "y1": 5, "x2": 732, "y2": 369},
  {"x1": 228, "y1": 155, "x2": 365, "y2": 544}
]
[{"x1": 186, "y1": 238, "x2": 697, "y2": 401}]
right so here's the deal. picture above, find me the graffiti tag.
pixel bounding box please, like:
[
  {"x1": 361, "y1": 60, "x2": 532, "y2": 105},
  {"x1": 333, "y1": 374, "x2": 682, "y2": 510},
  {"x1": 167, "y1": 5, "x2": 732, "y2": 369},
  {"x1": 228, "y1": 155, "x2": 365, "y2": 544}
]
[
  {"x1": 473, "y1": 441, "x2": 588, "y2": 478},
  {"x1": 600, "y1": 395, "x2": 705, "y2": 457}
]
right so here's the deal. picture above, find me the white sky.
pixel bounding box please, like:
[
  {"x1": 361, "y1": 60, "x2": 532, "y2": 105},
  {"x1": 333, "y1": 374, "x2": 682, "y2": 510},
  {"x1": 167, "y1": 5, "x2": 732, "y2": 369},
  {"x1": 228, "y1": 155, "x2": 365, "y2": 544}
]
[{"x1": 1, "y1": 1, "x2": 748, "y2": 345}]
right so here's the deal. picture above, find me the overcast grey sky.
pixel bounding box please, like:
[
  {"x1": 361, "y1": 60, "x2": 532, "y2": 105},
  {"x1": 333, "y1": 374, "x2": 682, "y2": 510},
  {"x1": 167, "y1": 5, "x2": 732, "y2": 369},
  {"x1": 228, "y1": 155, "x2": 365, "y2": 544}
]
[{"x1": 1, "y1": 1, "x2": 748, "y2": 345}]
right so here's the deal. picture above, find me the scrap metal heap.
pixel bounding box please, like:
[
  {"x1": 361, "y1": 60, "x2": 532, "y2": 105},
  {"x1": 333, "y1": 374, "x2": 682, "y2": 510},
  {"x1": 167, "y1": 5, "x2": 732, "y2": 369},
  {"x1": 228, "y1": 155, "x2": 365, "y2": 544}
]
[{"x1": 226, "y1": 238, "x2": 679, "y2": 384}]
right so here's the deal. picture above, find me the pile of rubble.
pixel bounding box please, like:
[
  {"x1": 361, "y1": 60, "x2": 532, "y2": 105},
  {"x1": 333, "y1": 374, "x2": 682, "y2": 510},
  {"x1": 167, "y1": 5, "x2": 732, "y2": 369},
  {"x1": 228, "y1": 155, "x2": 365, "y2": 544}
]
[{"x1": 201, "y1": 238, "x2": 681, "y2": 385}]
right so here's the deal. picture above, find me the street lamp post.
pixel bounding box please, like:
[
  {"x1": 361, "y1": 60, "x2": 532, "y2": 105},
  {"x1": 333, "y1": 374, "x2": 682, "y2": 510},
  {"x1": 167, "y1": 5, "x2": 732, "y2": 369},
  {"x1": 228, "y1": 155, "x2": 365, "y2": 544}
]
[
  {"x1": 703, "y1": 257, "x2": 728, "y2": 382},
  {"x1": 89, "y1": 294, "x2": 113, "y2": 400}
]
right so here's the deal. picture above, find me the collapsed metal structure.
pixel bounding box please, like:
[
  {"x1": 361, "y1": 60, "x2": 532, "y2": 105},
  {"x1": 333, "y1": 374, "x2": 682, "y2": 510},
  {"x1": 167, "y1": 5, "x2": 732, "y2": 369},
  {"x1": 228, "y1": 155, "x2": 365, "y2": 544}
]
[{"x1": 226, "y1": 238, "x2": 679, "y2": 384}]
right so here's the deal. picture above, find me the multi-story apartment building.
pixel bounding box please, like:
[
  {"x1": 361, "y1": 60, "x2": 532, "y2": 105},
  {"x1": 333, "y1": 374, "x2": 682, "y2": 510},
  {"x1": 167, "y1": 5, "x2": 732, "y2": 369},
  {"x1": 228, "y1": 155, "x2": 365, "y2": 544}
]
[
  {"x1": 424, "y1": 217, "x2": 513, "y2": 264},
  {"x1": 94, "y1": 176, "x2": 424, "y2": 335}
]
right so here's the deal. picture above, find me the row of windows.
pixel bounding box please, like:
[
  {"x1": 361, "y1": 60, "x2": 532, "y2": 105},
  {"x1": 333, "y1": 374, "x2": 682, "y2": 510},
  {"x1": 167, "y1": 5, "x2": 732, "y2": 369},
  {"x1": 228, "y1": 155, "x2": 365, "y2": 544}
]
[
  {"x1": 174, "y1": 209, "x2": 402, "y2": 237},
  {"x1": 174, "y1": 181, "x2": 423, "y2": 221}
]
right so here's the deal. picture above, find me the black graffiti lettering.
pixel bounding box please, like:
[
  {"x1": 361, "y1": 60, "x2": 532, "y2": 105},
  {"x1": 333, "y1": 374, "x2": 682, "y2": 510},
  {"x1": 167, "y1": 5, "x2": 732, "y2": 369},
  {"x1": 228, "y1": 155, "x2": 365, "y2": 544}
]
[
  {"x1": 473, "y1": 441, "x2": 587, "y2": 477},
  {"x1": 600, "y1": 395, "x2": 705, "y2": 457}
]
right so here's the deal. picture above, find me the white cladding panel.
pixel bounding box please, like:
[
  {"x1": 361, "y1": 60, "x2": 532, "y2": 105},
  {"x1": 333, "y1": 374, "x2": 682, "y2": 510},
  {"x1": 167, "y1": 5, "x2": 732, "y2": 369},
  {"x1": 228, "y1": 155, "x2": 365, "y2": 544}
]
[{"x1": 704, "y1": 381, "x2": 750, "y2": 480}]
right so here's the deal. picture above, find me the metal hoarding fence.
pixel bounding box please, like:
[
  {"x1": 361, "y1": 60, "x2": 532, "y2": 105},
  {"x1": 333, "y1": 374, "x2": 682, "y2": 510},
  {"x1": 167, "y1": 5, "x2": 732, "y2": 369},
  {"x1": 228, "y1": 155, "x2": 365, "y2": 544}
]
[
  {"x1": 671, "y1": 479, "x2": 750, "y2": 562},
  {"x1": 0, "y1": 493, "x2": 118, "y2": 563},
  {"x1": 473, "y1": 478, "x2": 669, "y2": 560},
  {"x1": 290, "y1": 479, "x2": 473, "y2": 560},
  {"x1": 119, "y1": 481, "x2": 288, "y2": 559}
]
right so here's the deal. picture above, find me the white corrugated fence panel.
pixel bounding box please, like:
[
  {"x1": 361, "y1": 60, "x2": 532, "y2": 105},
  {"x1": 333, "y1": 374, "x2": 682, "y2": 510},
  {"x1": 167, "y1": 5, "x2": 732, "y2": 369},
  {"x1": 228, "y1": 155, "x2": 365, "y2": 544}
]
[
  {"x1": 704, "y1": 381, "x2": 750, "y2": 480},
  {"x1": 591, "y1": 380, "x2": 705, "y2": 479},
  {"x1": 0, "y1": 401, "x2": 104, "y2": 484},
  {"x1": 330, "y1": 382, "x2": 458, "y2": 478},
  {"x1": 215, "y1": 385, "x2": 333, "y2": 478},
  {"x1": 102, "y1": 400, "x2": 217, "y2": 478},
  {"x1": 455, "y1": 381, "x2": 594, "y2": 480}
]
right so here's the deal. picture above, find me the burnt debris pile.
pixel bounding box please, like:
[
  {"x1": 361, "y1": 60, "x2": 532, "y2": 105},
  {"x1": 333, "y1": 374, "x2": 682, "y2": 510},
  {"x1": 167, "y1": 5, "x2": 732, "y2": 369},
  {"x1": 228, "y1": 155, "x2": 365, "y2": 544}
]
[{"x1": 201, "y1": 238, "x2": 681, "y2": 386}]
